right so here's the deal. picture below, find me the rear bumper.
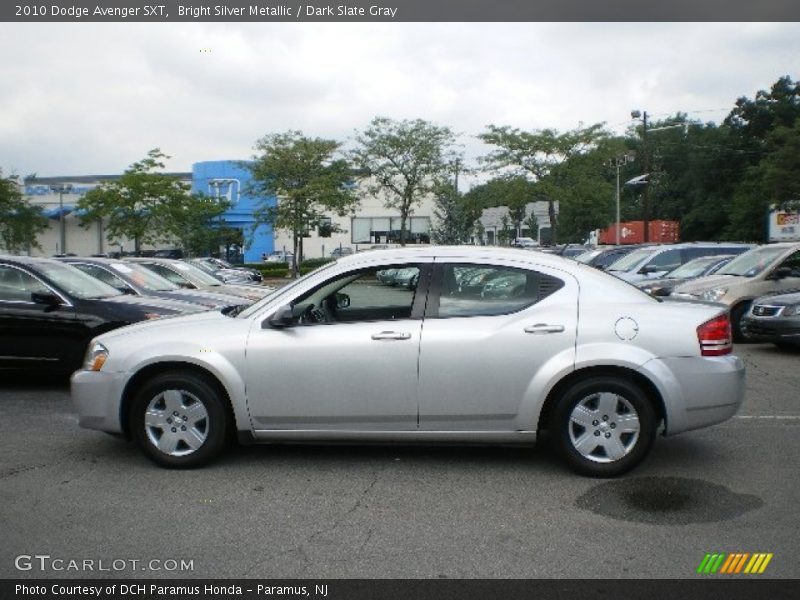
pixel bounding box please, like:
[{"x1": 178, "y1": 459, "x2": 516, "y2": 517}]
[{"x1": 639, "y1": 355, "x2": 745, "y2": 435}]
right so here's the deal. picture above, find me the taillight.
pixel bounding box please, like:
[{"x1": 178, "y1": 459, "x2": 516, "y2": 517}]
[{"x1": 697, "y1": 313, "x2": 732, "y2": 356}]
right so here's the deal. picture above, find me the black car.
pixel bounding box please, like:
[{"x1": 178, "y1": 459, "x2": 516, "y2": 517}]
[
  {"x1": 58, "y1": 257, "x2": 250, "y2": 310},
  {"x1": 741, "y1": 290, "x2": 800, "y2": 350},
  {"x1": 0, "y1": 256, "x2": 202, "y2": 373}
]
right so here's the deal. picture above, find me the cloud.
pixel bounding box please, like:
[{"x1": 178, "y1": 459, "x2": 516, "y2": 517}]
[{"x1": 0, "y1": 22, "x2": 797, "y2": 179}]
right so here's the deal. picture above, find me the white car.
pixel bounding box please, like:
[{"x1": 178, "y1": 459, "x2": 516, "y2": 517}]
[{"x1": 72, "y1": 247, "x2": 745, "y2": 476}]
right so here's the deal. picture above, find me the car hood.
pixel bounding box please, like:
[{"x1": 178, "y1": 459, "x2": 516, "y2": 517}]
[
  {"x1": 672, "y1": 274, "x2": 743, "y2": 295},
  {"x1": 752, "y1": 290, "x2": 800, "y2": 306},
  {"x1": 95, "y1": 309, "x2": 231, "y2": 342},
  {"x1": 97, "y1": 294, "x2": 203, "y2": 314},
  {"x1": 164, "y1": 289, "x2": 250, "y2": 308},
  {"x1": 635, "y1": 276, "x2": 687, "y2": 290}
]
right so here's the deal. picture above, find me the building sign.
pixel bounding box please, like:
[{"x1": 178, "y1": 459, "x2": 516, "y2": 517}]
[{"x1": 769, "y1": 206, "x2": 800, "y2": 242}]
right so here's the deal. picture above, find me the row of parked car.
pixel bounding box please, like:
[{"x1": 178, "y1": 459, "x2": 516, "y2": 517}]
[
  {"x1": 569, "y1": 241, "x2": 800, "y2": 348},
  {"x1": 0, "y1": 255, "x2": 273, "y2": 373}
]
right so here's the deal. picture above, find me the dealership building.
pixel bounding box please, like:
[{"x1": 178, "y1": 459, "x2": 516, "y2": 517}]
[{"x1": 18, "y1": 159, "x2": 553, "y2": 260}]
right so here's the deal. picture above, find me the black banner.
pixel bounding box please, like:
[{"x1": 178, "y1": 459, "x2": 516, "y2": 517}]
[
  {"x1": 3, "y1": 0, "x2": 800, "y2": 22},
  {"x1": 2, "y1": 580, "x2": 800, "y2": 600}
]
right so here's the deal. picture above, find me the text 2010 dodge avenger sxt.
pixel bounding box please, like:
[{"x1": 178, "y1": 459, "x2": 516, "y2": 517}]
[{"x1": 72, "y1": 247, "x2": 745, "y2": 476}]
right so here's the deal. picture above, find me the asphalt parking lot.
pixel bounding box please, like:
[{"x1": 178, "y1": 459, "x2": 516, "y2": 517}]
[{"x1": 0, "y1": 343, "x2": 798, "y2": 580}]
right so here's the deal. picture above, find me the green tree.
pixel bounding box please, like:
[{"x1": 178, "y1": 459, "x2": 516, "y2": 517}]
[
  {"x1": 249, "y1": 130, "x2": 357, "y2": 276},
  {"x1": 167, "y1": 193, "x2": 233, "y2": 256},
  {"x1": 430, "y1": 183, "x2": 473, "y2": 245},
  {"x1": 0, "y1": 171, "x2": 48, "y2": 253},
  {"x1": 727, "y1": 119, "x2": 800, "y2": 241},
  {"x1": 352, "y1": 117, "x2": 458, "y2": 245},
  {"x1": 479, "y1": 123, "x2": 608, "y2": 244},
  {"x1": 77, "y1": 149, "x2": 194, "y2": 252},
  {"x1": 524, "y1": 211, "x2": 538, "y2": 240},
  {"x1": 497, "y1": 214, "x2": 513, "y2": 246}
]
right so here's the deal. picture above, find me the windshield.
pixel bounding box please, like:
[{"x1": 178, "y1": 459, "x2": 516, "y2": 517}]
[
  {"x1": 607, "y1": 248, "x2": 655, "y2": 272},
  {"x1": 716, "y1": 246, "x2": 786, "y2": 277},
  {"x1": 38, "y1": 262, "x2": 122, "y2": 299},
  {"x1": 575, "y1": 249, "x2": 602, "y2": 263},
  {"x1": 110, "y1": 262, "x2": 179, "y2": 292},
  {"x1": 167, "y1": 261, "x2": 226, "y2": 286},
  {"x1": 665, "y1": 256, "x2": 724, "y2": 279}
]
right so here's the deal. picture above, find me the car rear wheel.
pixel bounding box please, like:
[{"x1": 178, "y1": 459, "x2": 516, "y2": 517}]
[
  {"x1": 550, "y1": 376, "x2": 656, "y2": 477},
  {"x1": 130, "y1": 371, "x2": 230, "y2": 468}
]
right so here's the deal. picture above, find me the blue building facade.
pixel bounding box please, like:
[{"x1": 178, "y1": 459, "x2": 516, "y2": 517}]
[{"x1": 191, "y1": 160, "x2": 276, "y2": 263}]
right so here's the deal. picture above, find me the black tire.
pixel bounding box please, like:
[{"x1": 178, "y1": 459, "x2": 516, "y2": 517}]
[
  {"x1": 129, "y1": 371, "x2": 230, "y2": 468},
  {"x1": 730, "y1": 302, "x2": 750, "y2": 343},
  {"x1": 775, "y1": 342, "x2": 800, "y2": 352},
  {"x1": 549, "y1": 376, "x2": 657, "y2": 477}
]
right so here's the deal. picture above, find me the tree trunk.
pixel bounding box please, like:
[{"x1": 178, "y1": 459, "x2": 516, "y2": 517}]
[{"x1": 548, "y1": 199, "x2": 558, "y2": 245}]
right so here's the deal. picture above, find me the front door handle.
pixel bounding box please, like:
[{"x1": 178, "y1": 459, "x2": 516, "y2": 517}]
[
  {"x1": 371, "y1": 331, "x2": 412, "y2": 341},
  {"x1": 524, "y1": 323, "x2": 565, "y2": 334}
]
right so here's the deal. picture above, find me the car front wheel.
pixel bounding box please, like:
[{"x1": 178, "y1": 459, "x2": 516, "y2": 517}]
[
  {"x1": 130, "y1": 371, "x2": 230, "y2": 468},
  {"x1": 550, "y1": 376, "x2": 656, "y2": 477}
]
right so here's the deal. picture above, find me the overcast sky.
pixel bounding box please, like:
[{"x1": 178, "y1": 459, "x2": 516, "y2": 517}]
[{"x1": 1, "y1": 22, "x2": 798, "y2": 186}]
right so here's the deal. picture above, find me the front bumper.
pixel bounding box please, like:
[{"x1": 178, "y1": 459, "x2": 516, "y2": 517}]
[
  {"x1": 639, "y1": 355, "x2": 745, "y2": 436},
  {"x1": 71, "y1": 369, "x2": 126, "y2": 434},
  {"x1": 742, "y1": 315, "x2": 800, "y2": 344}
]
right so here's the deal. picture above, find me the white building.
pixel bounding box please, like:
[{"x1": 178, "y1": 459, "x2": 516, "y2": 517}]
[
  {"x1": 273, "y1": 189, "x2": 437, "y2": 259},
  {"x1": 477, "y1": 201, "x2": 555, "y2": 245}
]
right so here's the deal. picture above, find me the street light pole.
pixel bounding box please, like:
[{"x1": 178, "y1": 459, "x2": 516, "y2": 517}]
[
  {"x1": 50, "y1": 184, "x2": 73, "y2": 255},
  {"x1": 609, "y1": 153, "x2": 635, "y2": 245}
]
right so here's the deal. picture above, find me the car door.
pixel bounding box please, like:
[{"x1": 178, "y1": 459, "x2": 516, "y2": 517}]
[
  {"x1": 417, "y1": 259, "x2": 578, "y2": 432},
  {"x1": 0, "y1": 264, "x2": 78, "y2": 370},
  {"x1": 244, "y1": 261, "x2": 431, "y2": 433}
]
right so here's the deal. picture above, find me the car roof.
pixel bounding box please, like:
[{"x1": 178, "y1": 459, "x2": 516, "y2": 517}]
[
  {"x1": 0, "y1": 254, "x2": 68, "y2": 267},
  {"x1": 334, "y1": 245, "x2": 597, "y2": 268}
]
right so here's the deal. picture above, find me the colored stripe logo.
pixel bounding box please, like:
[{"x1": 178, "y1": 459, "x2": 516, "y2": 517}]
[{"x1": 697, "y1": 553, "x2": 773, "y2": 574}]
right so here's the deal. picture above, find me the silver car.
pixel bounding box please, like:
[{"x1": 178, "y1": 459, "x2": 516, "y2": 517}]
[{"x1": 72, "y1": 247, "x2": 745, "y2": 477}]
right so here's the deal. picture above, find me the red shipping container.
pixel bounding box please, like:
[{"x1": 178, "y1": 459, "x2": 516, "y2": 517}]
[{"x1": 598, "y1": 220, "x2": 679, "y2": 245}]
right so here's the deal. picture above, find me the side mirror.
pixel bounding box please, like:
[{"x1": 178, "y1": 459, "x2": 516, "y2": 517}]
[
  {"x1": 768, "y1": 266, "x2": 792, "y2": 280},
  {"x1": 265, "y1": 304, "x2": 294, "y2": 329},
  {"x1": 335, "y1": 292, "x2": 350, "y2": 309},
  {"x1": 179, "y1": 281, "x2": 196, "y2": 289},
  {"x1": 639, "y1": 264, "x2": 658, "y2": 274},
  {"x1": 31, "y1": 292, "x2": 62, "y2": 307}
]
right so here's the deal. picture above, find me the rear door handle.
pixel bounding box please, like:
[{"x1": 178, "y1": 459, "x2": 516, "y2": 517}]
[
  {"x1": 371, "y1": 331, "x2": 412, "y2": 341},
  {"x1": 524, "y1": 323, "x2": 565, "y2": 334}
]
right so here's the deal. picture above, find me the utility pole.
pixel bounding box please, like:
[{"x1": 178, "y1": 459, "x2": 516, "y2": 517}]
[{"x1": 631, "y1": 110, "x2": 649, "y2": 242}]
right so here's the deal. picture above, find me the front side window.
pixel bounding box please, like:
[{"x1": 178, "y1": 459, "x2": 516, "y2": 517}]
[
  {"x1": 434, "y1": 264, "x2": 564, "y2": 318},
  {"x1": 775, "y1": 251, "x2": 800, "y2": 277},
  {"x1": 0, "y1": 266, "x2": 50, "y2": 302},
  {"x1": 290, "y1": 265, "x2": 424, "y2": 325}
]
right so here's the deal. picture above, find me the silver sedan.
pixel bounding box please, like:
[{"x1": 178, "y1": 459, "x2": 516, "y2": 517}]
[{"x1": 72, "y1": 247, "x2": 745, "y2": 476}]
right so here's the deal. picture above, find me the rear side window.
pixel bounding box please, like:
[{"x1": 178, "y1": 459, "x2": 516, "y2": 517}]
[{"x1": 433, "y1": 264, "x2": 564, "y2": 318}]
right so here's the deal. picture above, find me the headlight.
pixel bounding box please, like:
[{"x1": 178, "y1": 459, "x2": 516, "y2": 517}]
[
  {"x1": 701, "y1": 288, "x2": 728, "y2": 302},
  {"x1": 783, "y1": 304, "x2": 799, "y2": 316},
  {"x1": 83, "y1": 342, "x2": 109, "y2": 372}
]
